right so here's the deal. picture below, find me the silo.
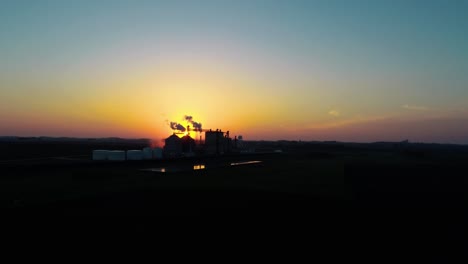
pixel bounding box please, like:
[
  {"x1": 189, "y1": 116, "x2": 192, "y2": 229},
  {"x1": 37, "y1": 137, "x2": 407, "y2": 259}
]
[
  {"x1": 127, "y1": 150, "x2": 144, "y2": 160},
  {"x1": 153, "y1": 147, "x2": 163, "y2": 159},
  {"x1": 142, "y1": 147, "x2": 153, "y2": 160},
  {"x1": 163, "y1": 134, "x2": 182, "y2": 158},
  {"x1": 181, "y1": 135, "x2": 195, "y2": 153},
  {"x1": 108, "y1": 150, "x2": 126, "y2": 161},
  {"x1": 92, "y1": 150, "x2": 108, "y2": 160}
]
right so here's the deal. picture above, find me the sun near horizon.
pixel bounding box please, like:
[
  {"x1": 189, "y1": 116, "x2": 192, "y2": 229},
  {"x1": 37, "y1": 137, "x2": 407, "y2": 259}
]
[{"x1": 1, "y1": 1, "x2": 468, "y2": 144}]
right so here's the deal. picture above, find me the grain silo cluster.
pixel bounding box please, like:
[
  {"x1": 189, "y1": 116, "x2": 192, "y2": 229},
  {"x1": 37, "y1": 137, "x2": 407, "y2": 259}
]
[{"x1": 162, "y1": 126, "x2": 244, "y2": 158}]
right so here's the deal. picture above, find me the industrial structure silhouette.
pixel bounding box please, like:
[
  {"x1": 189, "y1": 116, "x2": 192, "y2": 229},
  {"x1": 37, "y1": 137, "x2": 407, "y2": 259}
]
[{"x1": 163, "y1": 125, "x2": 242, "y2": 158}]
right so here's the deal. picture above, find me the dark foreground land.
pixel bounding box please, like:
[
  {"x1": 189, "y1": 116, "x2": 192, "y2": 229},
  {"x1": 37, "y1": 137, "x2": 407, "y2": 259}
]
[{"x1": 0, "y1": 139, "x2": 466, "y2": 258}]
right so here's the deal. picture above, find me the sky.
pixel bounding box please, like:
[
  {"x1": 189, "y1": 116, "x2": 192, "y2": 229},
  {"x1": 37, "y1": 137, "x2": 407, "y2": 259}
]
[{"x1": 1, "y1": 0, "x2": 468, "y2": 143}]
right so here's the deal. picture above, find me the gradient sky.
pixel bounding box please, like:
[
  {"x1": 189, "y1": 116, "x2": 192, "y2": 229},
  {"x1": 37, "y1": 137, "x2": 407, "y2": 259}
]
[{"x1": 1, "y1": 0, "x2": 468, "y2": 143}]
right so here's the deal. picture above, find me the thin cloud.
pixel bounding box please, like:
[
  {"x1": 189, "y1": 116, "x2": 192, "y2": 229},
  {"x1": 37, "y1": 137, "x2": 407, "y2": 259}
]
[
  {"x1": 309, "y1": 115, "x2": 392, "y2": 130},
  {"x1": 402, "y1": 104, "x2": 428, "y2": 111},
  {"x1": 328, "y1": 110, "x2": 340, "y2": 117}
]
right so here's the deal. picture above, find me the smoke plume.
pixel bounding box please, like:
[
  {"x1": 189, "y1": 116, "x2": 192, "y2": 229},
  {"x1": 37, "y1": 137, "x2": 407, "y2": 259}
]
[
  {"x1": 167, "y1": 115, "x2": 202, "y2": 132},
  {"x1": 184, "y1": 115, "x2": 203, "y2": 131},
  {"x1": 170, "y1": 122, "x2": 186, "y2": 132}
]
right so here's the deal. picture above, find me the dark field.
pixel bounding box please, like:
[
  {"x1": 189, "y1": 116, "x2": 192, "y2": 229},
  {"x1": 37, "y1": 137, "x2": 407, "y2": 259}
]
[{"x1": 1, "y1": 139, "x2": 466, "y2": 258}]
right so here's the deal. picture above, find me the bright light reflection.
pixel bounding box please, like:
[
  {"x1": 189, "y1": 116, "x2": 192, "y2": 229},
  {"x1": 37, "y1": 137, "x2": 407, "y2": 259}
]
[{"x1": 193, "y1": 164, "x2": 206, "y2": 170}]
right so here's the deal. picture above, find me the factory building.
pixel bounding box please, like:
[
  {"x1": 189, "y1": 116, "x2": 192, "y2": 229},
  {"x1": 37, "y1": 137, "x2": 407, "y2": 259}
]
[
  {"x1": 203, "y1": 129, "x2": 236, "y2": 155},
  {"x1": 205, "y1": 130, "x2": 225, "y2": 155}
]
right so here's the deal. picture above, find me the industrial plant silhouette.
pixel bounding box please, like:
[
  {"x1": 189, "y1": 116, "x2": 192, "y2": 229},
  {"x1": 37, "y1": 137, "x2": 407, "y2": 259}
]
[
  {"x1": 89, "y1": 115, "x2": 248, "y2": 161},
  {"x1": 164, "y1": 127, "x2": 238, "y2": 157},
  {"x1": 0, "y1": 118, "x2": 465, "y2": 260}
]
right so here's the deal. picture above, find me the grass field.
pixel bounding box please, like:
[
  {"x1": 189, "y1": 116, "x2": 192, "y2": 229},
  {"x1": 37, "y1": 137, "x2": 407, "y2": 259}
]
[{"x1": 0, "y1": 140, "x2": 465, "y2": 259}]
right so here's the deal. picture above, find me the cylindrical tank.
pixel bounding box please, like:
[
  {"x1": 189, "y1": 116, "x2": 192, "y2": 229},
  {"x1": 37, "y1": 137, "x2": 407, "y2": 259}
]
[
  {"x1": 153, "y1": 147, "x2": 163, "y2": 159},
  {"x1": 127, "y1": 150, "x2": 144, "y2": 160},
  {"x1": 108, "y1": 150, "x2": 126, "y2": 161},
  {"x1": 92, "y1": 150, "x2": 108, "y2": 160},
  {"x1": 142, "y1": 147, "x2": 153, "y2": 160}
]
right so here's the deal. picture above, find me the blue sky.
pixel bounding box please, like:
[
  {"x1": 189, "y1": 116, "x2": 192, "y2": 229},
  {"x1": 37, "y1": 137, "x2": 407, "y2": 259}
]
[{"x1": 1, "y1": 0, "x2": 467, "y2": 143}]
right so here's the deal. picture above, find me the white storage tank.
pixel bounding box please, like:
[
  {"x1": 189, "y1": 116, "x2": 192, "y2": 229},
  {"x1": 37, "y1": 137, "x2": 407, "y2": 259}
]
[
  {"x1": 127, "y1": 150, "x2": 144, "y2": 160},
  {"x1": 108, "y1": 150, "x2": 126, "y2": 161},
  {"x1": 142, "y1": 147, "x2": 153, "y2": 160},
  {"x1": 92, "y1": 150, "x2": 108, "y2": 160},
  {"x1": 153, "y1": 147, "x2": 163, "y2": 159}
]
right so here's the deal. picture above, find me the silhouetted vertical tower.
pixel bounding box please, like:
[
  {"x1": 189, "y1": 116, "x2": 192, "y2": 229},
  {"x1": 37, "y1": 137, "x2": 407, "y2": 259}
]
[
  {"x1": 205, "y1": 130, "x2": 224, "y2": 155},
  {"x1": 216, "y1": 129, "x2": 219, "y2": 155}
]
